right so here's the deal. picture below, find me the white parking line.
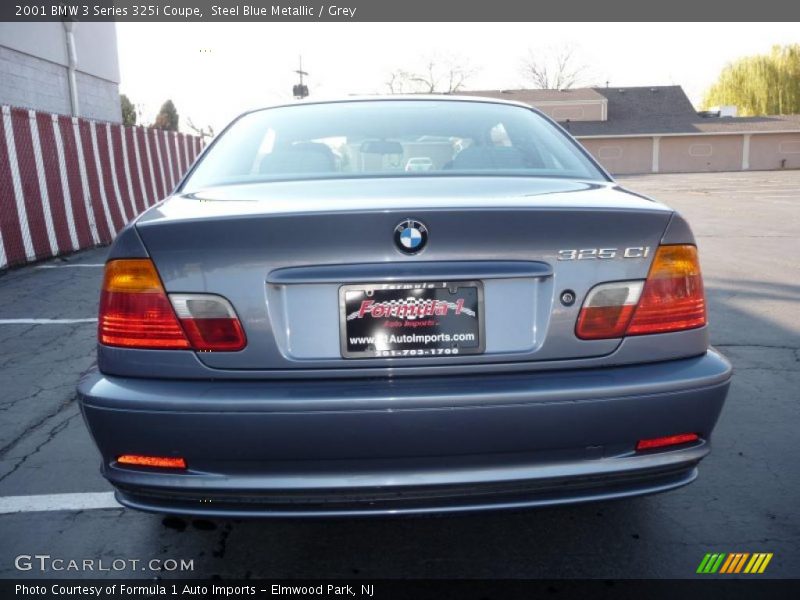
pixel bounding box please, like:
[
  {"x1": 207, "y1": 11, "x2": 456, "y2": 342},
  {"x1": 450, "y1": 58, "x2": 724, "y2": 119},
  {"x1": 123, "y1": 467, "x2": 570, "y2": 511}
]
[
  {"x1": 0, "y1": 319, "x2": 97, "y2": 324},
  {"x1": 35, "y1": 263, "x2": 104, "y2": 269},
  {"x1": 0, "y1": 492, "x2": 120, "y2": 515}
]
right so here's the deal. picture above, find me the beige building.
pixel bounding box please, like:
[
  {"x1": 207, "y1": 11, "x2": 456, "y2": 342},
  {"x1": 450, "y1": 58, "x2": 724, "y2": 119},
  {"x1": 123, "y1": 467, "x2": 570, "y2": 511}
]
[{"x1": 463, "y1": 86, "x2": 800, "y2": 175}]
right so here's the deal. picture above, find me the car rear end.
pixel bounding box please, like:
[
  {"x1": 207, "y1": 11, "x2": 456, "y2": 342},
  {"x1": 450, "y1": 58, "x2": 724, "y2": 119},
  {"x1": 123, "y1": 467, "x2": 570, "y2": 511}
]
[{"x1": 78, "y1": 99, "x2": 731, "y2": 516}]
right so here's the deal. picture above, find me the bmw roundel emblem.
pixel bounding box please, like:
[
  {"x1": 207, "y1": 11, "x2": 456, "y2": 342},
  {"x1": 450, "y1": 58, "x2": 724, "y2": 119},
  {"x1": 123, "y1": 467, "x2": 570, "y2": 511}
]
[{"x1": 394, "y1": 219, "x2": 428, "y2": 254}]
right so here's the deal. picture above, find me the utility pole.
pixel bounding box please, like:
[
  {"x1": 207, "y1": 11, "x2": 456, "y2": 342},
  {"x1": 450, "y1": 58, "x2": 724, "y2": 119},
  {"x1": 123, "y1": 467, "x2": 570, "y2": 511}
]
[{"x1": 293, "y1": 56, "x2": 309, "y2": 99}]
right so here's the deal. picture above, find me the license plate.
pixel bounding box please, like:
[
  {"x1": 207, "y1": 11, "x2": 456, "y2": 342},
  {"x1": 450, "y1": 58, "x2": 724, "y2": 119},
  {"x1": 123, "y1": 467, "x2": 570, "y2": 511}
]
[{"x1": 339, "y1": 281, "x2": 484, "y2": 359}]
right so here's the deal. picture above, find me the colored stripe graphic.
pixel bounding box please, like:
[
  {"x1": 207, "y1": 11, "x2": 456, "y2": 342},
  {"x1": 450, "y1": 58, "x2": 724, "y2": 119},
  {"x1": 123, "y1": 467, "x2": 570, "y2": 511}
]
[
  {"x1": 698, "y1": 552, "x2": 773, "y2": 574},
  {"x1": 720, "y1": 553, "x2": 749, "y2": 573},
  {"x1": 719, "y1": 553, "x2": 736, "y2": 573},
  {"x1": 697, "y1": 553, "x2": 727, "y2": 573},
  {"x1": 0, "y1": 105, "x2": 203, "y2": 270},
  {"x1": 758, "y1": 553, "x2": 773, "y2": 573},
  {"x1": 744, "y1": 553, "x2": 773, "y2": 574}
]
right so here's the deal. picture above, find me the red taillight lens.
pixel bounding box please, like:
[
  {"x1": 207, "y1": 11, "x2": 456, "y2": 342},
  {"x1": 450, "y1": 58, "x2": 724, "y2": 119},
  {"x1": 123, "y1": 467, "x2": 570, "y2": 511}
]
[
  {"x1": 575, "y1": 245, "x2": 706, "y2": 340},
  {"x1": 181, "y1": 318, "x2": 247, "y2": 351},
  {"x1": 99, "y1": 259, "x2": 190, "y2": 349},
  {"x1": 169, "y1": 294, "x2": 247, "y2": 352},
  {"x1": 626, "y1": 245, "x2": 706, "y2": 335},
  {"x1": 575, "y1": 281, "x2": 643, "y2": 340},
  {"x1": 117, "y1": 454, "x2": 187, "y2": 469},
  {"x1": 636, "y1": 433, "x2": 699, "y2": 451},
  {"x1": 98, "y1": 261, "x2": 246, "y2": 352}
]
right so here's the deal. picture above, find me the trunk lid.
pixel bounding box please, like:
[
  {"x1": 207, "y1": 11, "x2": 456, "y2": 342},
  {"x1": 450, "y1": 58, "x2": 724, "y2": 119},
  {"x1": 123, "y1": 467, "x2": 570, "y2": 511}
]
[{"x1": 135, "y1": 176, "x2": 672, "y2": 371}]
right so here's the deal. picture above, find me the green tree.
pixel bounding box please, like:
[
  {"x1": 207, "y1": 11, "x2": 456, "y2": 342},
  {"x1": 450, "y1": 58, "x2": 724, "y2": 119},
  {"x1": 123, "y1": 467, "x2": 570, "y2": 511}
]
[
  {"x1": 119, "y1": 94, "x2": 137, "y2": 126},
  {"x1": 702, "y1": 44, "x2": 800, "y2": 116},
  {"x1": 153, "y1": 99, "x2": 179, "y2": 131}
]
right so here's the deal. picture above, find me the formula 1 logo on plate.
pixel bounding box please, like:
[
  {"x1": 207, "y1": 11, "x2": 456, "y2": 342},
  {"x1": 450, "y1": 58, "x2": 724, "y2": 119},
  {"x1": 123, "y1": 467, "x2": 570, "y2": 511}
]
[{"x1": 347, "y1": 297, "x2": 476, "y2": 321}]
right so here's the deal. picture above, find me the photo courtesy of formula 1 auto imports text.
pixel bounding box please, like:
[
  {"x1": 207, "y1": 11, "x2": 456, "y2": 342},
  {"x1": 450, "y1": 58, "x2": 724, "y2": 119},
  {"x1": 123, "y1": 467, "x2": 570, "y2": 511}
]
[{"x1": 0, "y1": 1, "x2": 798, "y2": 598}]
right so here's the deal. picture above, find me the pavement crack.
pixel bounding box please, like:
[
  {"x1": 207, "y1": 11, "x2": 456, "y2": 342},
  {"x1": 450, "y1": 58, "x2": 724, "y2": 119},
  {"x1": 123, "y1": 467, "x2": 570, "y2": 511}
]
[
  {"x1": 0, "y1": 407, "x2": 79, "y2": 484},
  {"x1": 0, "y1": 394, "x2": 77, "y2": 459},
  {"x1": 212, "y1": 522, "x2": 233, "y2": 559}
]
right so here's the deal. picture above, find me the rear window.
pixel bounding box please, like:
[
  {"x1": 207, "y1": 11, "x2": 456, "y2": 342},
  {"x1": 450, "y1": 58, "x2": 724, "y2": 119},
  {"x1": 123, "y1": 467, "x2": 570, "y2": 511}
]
[{"x1": 182, "y1": 100, "x2": 606, "y2": 192}]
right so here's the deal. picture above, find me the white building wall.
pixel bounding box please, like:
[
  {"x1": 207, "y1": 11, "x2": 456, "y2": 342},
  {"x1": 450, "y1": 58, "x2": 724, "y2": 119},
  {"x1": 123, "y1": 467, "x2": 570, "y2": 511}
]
[
  {"x1": 0, "y1": 45, "x2": 71, "y2": 115},
  {"x1": 0, "y1": 23, "x2": 121, "y2": 122},
  {"x1": 75, "y1": 71, "x2": 123, "y2": 122}
]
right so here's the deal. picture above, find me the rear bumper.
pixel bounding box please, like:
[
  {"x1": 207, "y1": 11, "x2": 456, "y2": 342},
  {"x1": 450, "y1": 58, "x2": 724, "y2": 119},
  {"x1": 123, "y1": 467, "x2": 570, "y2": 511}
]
[{"x1": 78, "y1": 350, "x2": 732, "y2": 517}]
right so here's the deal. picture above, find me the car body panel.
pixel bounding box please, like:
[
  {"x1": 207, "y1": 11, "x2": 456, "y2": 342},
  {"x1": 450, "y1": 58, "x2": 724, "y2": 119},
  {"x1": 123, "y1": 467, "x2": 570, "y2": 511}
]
[{"x1": 80, "y1": 98, "x2": 730, "y2": 516}]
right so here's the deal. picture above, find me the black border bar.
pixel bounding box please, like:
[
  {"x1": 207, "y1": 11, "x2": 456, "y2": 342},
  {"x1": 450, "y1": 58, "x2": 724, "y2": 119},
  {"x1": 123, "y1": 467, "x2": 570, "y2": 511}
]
[
  {"x1": 3, "y1": 579, "x2": 800, "y2": 600},
  {"x1": 3, "y1": 0, "x2": 800, "y2": 22}
]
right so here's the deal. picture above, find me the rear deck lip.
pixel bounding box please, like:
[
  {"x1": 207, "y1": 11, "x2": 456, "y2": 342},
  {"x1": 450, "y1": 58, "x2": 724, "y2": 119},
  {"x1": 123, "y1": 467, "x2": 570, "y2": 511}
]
[{"x1": 138, "y1": 180, "x2": 671, "y2": 226}]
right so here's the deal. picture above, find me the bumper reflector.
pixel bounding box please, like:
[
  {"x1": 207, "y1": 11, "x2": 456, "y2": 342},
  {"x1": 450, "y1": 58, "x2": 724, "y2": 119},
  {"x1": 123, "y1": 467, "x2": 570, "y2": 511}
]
[
  {"x1": 117, "y1": 455, "x2": 187, "y2": 469},
  {"x1": 636, "y1": 433, "x2": 699, "y2": 451}
]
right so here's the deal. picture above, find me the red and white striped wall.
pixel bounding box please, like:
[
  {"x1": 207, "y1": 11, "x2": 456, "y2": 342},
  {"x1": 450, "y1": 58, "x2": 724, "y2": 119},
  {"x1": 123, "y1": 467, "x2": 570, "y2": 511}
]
[{"x1": 0, "y1": 105, "x2": 204, "y2": 270}]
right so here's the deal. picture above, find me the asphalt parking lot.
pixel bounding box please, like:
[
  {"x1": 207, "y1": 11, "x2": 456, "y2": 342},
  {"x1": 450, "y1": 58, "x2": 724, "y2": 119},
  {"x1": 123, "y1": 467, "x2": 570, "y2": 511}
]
[{"x1": 0, "y1": 170, "x2": 798, "y2": 580}]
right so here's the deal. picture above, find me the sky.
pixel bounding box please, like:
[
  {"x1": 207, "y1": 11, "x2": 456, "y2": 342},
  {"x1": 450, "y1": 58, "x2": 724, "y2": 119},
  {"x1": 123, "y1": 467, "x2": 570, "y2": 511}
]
[{"x1": 116, "y1": 22, "x2": 799, "y2": 134}]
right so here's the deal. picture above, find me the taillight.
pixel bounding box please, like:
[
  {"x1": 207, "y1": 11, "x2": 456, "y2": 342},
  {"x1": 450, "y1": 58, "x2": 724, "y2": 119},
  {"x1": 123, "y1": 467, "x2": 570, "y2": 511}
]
[
  {"x1": 626, "y1": 245, "x2": 706, "y2": 335},
  {"x1": 99, "y1": 260, "x2": 246, "y2": 351},
  {"x1": 575, "y1": 281, "x2": 643, "y2": 340},
  {"x1": 169, "y1": 294, "x2": 247, "y2": 352},
  {"x1": 575, "y1": 244, "x2": 706, "y2": 340},
  {"x1": 99, "y1": 259, "x2": 190, "y2": 349}
]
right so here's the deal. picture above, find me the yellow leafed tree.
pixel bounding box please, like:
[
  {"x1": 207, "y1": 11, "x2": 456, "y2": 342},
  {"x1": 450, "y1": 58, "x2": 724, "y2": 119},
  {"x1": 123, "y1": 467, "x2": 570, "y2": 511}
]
[{"x1": 702, "y1": 44, "x2": 800, "y2": 116}]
